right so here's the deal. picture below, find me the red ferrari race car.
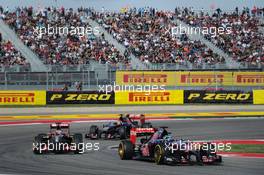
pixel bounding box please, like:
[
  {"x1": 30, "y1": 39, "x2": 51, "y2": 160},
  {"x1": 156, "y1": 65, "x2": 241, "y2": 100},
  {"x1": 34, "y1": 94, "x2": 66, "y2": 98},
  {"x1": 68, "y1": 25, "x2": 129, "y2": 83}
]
[
  {"x1": 33, "y1": 123, "x2": 83, "y2": 154},
  {"x1": 118, "y1": 127, "x2": 222, "y2": 165},
  {"x1": 86, "y1": 114, "x2": 152, "y2": 140}
]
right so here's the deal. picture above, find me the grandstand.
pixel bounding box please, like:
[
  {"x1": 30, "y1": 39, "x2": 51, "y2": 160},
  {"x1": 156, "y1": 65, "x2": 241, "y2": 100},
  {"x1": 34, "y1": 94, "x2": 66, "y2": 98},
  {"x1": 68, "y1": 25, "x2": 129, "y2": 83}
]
[{"x1": 0, "y1": 2, "x2": 263, "y2": 90}]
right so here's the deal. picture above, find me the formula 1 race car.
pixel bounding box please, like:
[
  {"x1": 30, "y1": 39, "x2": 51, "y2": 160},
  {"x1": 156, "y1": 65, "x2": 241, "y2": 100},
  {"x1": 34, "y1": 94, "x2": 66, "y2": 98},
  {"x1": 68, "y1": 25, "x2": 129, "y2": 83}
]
[
  {"x1": 118, "y1": 127, "x2": 222, "y2": 165},
  {"x1": 85, "y1": 114, "x2": 152, "y2": 140},
  {"x1": 33, "y1": 123, "x2": 83, "y2": 154}
]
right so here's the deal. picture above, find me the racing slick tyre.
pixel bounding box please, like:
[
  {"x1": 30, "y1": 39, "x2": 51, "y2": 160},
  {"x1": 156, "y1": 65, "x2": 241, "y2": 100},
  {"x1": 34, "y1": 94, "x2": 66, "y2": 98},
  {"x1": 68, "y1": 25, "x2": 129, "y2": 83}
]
[
  {"x1": 73, "y1": 133, "x2": 83, "y2": 154},
  {"x1": 217, "y1": 155, "x2": 223, "y2": 163},
  {"x1": 119, "y1": 126, "x2": 127, "y2": 140},
  {"x1": 118, "y1": 140, "x2": 134, "y2": 160},
  {"x1": 154, "y1": 144, "x2": 165, "y2": 165},
  {"x1": 141, "y1": 122, "x2": 152, "y2": 128},
  {"x1": 88, "y1": 125, "x2": 99, "y2": 139},
  {"x1": 189, "y1": 152, "x2": 203, "y2": 165},
  {"x1": 100, "y1": 132, "x2": 108, "y2": 139},
  {"x1": 33, "y1": 135, "x2": 45, "y2": 154}
]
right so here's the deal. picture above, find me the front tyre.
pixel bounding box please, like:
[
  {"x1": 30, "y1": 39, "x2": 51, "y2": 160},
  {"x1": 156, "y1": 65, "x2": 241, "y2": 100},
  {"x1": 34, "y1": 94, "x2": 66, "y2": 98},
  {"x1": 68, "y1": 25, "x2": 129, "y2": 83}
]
[
  {"x1": 154, "y1": 144, "x2": 165, "y2": 165},
  {"x1": 73, "y1": 133, "x2": 83, "y2": 154}
]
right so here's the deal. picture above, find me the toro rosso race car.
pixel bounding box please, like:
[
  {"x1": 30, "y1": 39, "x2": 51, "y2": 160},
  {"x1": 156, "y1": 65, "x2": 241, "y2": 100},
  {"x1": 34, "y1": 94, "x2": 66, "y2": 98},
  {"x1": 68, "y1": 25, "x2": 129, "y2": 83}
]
[
  {"x1": 86, "y1": 114, "x2": 152, "y2": 140},
  {"x1": 33, "y1": 123, "x2": 83, "y2": 154},
  {"x1": 118, "y1": 127, "x2": 222, "y2": 165}
]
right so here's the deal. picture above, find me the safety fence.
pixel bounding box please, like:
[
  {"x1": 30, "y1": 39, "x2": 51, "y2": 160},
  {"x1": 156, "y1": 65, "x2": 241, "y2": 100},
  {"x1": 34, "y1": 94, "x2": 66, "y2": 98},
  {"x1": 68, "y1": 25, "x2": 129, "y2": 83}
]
[
  {"x1": 116, "y1": 71, "x2": 264, "y2": 87},
  {"x1": 0, "y1": 90, "x2": 263, "y2": 105},
  {"x1": 0, "y1": 70, "x2": 263, "y2": 91}
]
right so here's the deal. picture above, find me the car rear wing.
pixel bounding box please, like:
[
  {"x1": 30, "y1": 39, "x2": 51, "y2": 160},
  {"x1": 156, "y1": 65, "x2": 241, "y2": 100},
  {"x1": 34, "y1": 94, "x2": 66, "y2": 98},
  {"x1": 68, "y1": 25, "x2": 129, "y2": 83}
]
[
  {"x1": 50, "y1": 123, "x2": 69, "y2": 129},
  {"x1": 129, "y1": 114, "x2": 145, "y2": 124},
  {"x1": 130, "y1": 128, "x2": 156, "y2": 144}
]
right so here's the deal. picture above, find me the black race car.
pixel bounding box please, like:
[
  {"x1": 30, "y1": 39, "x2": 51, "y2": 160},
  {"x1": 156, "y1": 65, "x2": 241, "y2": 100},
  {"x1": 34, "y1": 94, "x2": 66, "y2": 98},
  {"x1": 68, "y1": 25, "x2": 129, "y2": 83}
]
[
  {"x1": 33, "y1": 123, "x2": 83, "y2": 154},
  {"x1": 86, "y1": 114, "x2": 152, "y2": 140},
  {"x1": 118, "y1": 127, "x2": 222, "y2": 165}
]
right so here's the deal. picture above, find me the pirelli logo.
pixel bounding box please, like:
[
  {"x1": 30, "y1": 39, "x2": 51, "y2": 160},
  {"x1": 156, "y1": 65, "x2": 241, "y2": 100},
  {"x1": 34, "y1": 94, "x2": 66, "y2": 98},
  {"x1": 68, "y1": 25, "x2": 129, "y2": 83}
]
[
  {"x1": 180, "y1": 74, "x2": 224, "y2": 84},
  {"x1": 0, "y1": 93, "x2": 35, "y2": 103},
  {"x1": 236, "y1": 75, "x2": 264, "y2": 84},
  {"x1": 128, "y1": 92, "x2": 170, "y2": 102},
  {"x1": 115, "y1": 90, "x2": 183, "y2": 104},
  {"x1": 123, "y1": 74, "x2": 167, "y2": 83},
  {"x1": 0, "y1": 91, "x2": 46, "y2": 105}
]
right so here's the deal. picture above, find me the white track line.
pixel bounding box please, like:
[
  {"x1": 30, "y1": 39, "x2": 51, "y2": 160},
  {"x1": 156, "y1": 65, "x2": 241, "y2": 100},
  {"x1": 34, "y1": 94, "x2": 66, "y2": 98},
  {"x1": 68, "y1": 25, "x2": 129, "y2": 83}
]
[{"x1": 1, "y1": 117, "x2": 264, "y2": 127}]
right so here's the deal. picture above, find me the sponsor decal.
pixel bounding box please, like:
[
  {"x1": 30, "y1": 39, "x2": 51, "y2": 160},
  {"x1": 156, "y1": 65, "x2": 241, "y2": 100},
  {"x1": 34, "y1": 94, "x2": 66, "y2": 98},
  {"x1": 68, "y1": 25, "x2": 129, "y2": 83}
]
[
  {"x1": 47, "y1": 91, "x2": 114, "y2": 104},
  {"x1": 184, "y1": 90, "x2": 253, "y2": 104}
]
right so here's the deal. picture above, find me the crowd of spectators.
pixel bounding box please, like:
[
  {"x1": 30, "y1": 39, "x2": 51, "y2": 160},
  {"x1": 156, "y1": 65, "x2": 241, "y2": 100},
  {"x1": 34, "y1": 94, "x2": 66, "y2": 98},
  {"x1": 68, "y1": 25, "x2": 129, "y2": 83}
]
[
  {"x1": 2, "y1": 7, "x2": 128, "y2": 65},
  {"x1": 0, "y1": 32, "x2": 29, "y2": 67},
  {"x1": 176, "y1": 7, "x2": 264, "y2": 66},
  {"x1": 1, "y1": 5, "x2": 263, "y2": 67},
  {"x1": 92, "y1": 8, "x2": 225, "y2": 65}
]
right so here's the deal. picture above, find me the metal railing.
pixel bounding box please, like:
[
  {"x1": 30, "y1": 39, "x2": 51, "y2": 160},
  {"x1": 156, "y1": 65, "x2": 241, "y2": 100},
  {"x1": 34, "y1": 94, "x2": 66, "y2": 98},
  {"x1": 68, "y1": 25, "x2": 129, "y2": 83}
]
[{"x1": 0, "y1": 69, "x2": 263, "y2": 91}]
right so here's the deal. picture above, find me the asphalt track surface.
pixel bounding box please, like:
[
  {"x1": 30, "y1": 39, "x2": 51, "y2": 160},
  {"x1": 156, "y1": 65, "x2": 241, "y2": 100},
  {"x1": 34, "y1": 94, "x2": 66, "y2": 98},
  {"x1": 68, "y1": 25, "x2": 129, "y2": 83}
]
[
  {"x1": 0, "y1": 118, "x2": 264, "y2": 175},
  {"x1": 0, "y1": 105, "x2": 263, "y2": 116}
]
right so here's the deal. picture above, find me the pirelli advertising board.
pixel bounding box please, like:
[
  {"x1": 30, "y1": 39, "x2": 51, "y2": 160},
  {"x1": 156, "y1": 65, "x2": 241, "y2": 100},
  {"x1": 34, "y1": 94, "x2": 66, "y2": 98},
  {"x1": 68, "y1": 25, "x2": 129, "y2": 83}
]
[
  {"x1": 116, "y1": 71, "x2": 264, "y2": 86},
  {"x1": 184, "y1": 90, "x2": 253, "y2": 104},
  {"x1": 0, "y1": 91, "x2": 46, "y2": 105},
  {"x1": 47, "y1": 91, "x2": 114, "y2": 104},
  {"x1": 115, "y1": 90, "x2": 184, "y2": 105}
]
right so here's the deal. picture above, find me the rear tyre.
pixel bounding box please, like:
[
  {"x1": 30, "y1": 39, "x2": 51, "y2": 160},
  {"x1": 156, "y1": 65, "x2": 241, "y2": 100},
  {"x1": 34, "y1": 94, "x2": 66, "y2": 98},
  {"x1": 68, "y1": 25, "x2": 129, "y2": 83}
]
[
  {"x1": 33, "y1": 135, "x2": 44, "y2": 154},
  {"x1": 217, "y1": 155, "x2": 223, "y2": 163},
  {"x1": 189, "y1": 153, "x2": 197, "y2": 165},
  {"x1": 118, "y1": 140, "x2": 134, "y2": 160},
  {"x1": 119, "y1": 126, "x2": 127, "y2": 139},
  {"x1": 89, "y1": 125, "x2": 99, "y2": 139},
  {"x1": 73, "y1": 133, "x2": 83, "y2": 154},
  {"x1": 189, "y1": 152, "x2": 203, "y2": 165},
  {"x1": 154, "y1": 144, "x2": 165, "y2": 165}
]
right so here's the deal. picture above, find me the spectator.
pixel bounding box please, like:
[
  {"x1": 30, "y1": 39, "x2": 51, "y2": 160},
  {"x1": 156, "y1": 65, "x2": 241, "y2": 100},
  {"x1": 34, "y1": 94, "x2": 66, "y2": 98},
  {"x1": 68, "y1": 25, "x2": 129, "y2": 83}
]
[
  {"x1": 76, "y1": 82, "x2": 82, "y2": 91},
  {"x1": 62, "y1": 84, "x2": 69, "y2": 91},
  {"x1": 3, "y1": 7, "x2": 129, "y2": 66},
  {"x1": 0, "y1": 39, "x2": 29, "y2": 67}
]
